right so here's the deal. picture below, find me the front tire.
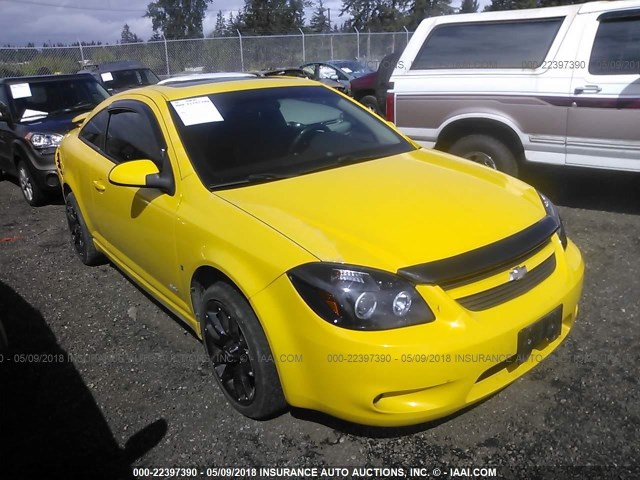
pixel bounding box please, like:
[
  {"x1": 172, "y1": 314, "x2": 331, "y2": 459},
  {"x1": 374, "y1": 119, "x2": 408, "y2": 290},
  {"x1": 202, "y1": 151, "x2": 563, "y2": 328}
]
[
  {"x1": 17, "y1": 160, "x2": 45, "y2": 206},
  {"x1": 200, "y1": 282, "x2": 286, "y2": 419},
  {"x1": 449, "y1": 134, "x2": 519, "y2": 177},
  {"x1": 65, "y1": 192, "x2": 104, "y2": 266}
]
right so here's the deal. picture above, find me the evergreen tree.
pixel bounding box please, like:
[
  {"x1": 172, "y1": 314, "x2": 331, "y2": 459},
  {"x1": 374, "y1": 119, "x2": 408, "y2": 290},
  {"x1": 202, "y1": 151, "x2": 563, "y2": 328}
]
[
  {"x1": 459, "y1": 0, "x2": 479, "y2": 13},
  {"x1": 483, "y1": 0, "x2": 536, "y2": 11},
  {"x1": 120, "y1": 24, "x2": 141, "y2": 43},
  {"x1": 404, "y1": 0, "x2": 453, "y2": 30},
  {"x1": 145, "y1": 0, "x2": 214, "y2": 39},
  {"x1": 213, "y1": 10, "x2": 227, "y2": 36},
  {"x1": 310, "y1": 0, "x2": 331, "y2": 33},
  {"x1": 237, "y1": 0, "x2": 309, "y2": 35}
]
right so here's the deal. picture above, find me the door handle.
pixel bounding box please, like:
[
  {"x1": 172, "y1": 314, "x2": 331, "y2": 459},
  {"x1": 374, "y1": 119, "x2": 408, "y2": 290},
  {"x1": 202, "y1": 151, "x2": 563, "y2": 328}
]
[
  {"x1": 92, "y1": 180, "x2": 106, "y2": 192},
  {"x1": 574, "y1": 85, "x2": 602, "y2": 94}
]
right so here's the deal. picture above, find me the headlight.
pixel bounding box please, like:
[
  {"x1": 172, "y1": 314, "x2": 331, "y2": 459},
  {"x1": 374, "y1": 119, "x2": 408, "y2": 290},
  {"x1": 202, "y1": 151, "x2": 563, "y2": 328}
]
[
  {"x1": 538, "y1": 192, "x2": 568, "y2": 249},
  {"x1": 288, "y1": 263, "x2": 435, "y2": 331},
  {"x1": 26, "y1": 132, "x2": 63, "y2": 149}
]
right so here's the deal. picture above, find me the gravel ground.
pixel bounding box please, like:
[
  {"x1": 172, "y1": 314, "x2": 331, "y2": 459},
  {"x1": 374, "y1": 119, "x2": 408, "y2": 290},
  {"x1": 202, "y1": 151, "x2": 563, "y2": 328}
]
[{"x1": 1, "y1": 165, "x2": 639, "y2": 480}]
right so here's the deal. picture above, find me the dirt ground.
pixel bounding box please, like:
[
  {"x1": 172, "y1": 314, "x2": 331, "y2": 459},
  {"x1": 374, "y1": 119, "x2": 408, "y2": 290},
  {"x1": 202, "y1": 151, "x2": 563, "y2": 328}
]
[{"x1": 1, "y1": 165, "x2": 638, "y2": 479}]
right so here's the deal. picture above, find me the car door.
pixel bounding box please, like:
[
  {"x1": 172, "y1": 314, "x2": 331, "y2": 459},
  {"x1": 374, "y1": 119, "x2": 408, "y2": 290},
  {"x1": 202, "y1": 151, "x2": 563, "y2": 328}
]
[
  {"x1": 87, "y1": 99, "x2": 188, "y2": 311},
  {"x1": 567, "y1": 9, "x2": 640, "y2": 170}
]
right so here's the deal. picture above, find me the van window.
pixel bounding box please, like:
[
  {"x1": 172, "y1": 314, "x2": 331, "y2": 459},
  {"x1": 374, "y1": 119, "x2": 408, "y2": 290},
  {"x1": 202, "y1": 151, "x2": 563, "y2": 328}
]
[
  {"x1": 411, "y1": 18, "x2": 564, "y2": 70},
  {"x1": 589, "y1": 15, "x2": 640, "y2": 75}
]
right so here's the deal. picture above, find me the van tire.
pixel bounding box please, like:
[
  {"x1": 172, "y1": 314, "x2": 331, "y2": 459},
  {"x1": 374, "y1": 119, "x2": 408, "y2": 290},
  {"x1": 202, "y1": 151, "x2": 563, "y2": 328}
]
[{"x1": 449, "y1": 134, "x2": 519, "y2": 177}]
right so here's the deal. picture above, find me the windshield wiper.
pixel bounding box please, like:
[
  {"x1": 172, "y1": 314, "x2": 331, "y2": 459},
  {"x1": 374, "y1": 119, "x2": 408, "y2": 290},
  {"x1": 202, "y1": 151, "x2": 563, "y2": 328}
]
[
  {"x1": 51, "y1": 102, "x2": 96, "y2": 115},
  {"x1": 209, "y1": 172, "x2": 296, "y2": 190},
  {"x1": 331, "y1": 152, "x2": 383, "y2": 166}
]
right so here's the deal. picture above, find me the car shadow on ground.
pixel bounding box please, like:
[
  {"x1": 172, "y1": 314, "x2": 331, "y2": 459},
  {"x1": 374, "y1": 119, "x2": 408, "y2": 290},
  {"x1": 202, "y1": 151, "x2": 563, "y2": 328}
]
[
  {"x1": 0, "y1": 175, "x2": 64, "y2": 206},
  {"x1": 520, "y1": 164, "x2": 640, "y2": 215},
  {"x1": 0, "y1": 280, "x2": 167, "y2": 479}
]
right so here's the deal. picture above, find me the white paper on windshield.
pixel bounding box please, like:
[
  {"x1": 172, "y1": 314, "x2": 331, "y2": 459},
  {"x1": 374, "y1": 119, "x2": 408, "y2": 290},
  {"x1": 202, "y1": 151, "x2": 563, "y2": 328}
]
[
  {"x1": 101, "y1": 72, "x2": 114, "y2": 82},
  {"x1": 342, "y1": 67, "x2": 353, "y2": 73},
  {"x1": 21, "y1": 109, "x2": 48, "y2": 121},
  {"x1": 171, "y1": 97, "x2": 224, "y2": 126},
  {"x1": 10, "y1": 83, "x2": 32, "y2": 99}
]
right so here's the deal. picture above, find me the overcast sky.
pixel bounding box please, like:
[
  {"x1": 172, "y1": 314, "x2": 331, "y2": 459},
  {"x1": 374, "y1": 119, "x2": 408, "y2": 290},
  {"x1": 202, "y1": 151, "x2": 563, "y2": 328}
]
[
  {"x1": 0, "y1": 0, "x2": 477, "y2": 46},
  {"x1": 0, "y1": 0, "x2": 346, "y2": 46}
]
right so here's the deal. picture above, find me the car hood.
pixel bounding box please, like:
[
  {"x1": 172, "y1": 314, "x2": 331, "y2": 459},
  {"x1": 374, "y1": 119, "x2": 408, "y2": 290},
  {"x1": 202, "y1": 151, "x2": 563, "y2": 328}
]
[
  {"x1": 217, "y1": 149, "x2": 546, "y2": 272},
  {"x1": 18, "y1": 111, "x2": 84, "y2": 135}
]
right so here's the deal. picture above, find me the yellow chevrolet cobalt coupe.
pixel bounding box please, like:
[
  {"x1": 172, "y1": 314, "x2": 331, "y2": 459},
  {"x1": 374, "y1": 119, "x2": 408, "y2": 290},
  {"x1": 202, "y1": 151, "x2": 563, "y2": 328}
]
[{"x1": 56, "y1": 77, "x2": 583, "y2": 426}]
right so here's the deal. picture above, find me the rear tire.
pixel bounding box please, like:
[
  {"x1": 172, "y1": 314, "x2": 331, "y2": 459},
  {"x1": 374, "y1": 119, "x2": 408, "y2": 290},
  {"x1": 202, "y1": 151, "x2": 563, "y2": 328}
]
[
  {"x1": 449, "y1": 134, "x2": 519, "y2": 177},
  {"x1": 360, "y1": 95, "x2": 381, "y2": 115},
  {"x1": 65, "y1": 192, "x2": 105, "y2": 266},
  {"x1": 200, "y1": 282, "x2": 287, "y2": 419},
  {"x1": 17, "y1": 160, "x2": 45, "y2": 206}
]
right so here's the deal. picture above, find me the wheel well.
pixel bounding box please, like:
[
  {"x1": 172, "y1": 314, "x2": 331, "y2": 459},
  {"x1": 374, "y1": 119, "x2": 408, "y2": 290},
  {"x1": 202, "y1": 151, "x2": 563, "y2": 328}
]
[
  {"x1": 190, "y1": 266, "x2": 237, "y2": 323},
  {"x1": 435, "y1": 118, "x2": 524, "y2": 158},
  {"x1": 354, "y1": 89, "x2": 375, "y2": 101},
  {"x1": 13, "y1": 144, "x2": 25, "y2": 166}
]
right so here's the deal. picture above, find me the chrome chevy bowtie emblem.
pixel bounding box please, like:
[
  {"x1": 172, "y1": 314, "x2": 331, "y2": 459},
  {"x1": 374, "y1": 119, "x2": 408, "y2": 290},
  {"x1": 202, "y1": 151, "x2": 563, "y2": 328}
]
[{"x1": 509, "y1": 265, "x2": 528, "y2": 282}]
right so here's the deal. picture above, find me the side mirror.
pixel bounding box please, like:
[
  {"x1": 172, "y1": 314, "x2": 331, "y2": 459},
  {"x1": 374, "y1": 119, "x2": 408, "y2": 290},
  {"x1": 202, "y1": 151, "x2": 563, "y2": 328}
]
[
  {"x1": 72, "y1": 111, "x2": 91, "y2": 127},
  {"x1": 108, "y1": 159, "x2": 172, "y2": 193},
  {"x1": 329, "y1": 74, "x2": 339, "y2": 81},
  {"x1": 0, "y1": 101, "x2": 13, "y2": 124}
]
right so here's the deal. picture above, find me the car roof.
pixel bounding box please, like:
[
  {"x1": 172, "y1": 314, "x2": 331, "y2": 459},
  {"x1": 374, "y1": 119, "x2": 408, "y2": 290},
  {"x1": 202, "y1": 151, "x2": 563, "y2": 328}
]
[
  {"x1": 420, "y1": 0, "x2": 639, "y2": 26},
  {"x1": 0, "y1": 73, "x2": 96, "y2": 84}
]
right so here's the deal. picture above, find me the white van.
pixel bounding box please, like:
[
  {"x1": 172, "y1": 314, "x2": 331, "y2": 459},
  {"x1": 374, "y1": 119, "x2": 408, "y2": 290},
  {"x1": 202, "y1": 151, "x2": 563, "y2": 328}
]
[{"x1": 388, "y1": 1, "x2": 640, "y2": 176}]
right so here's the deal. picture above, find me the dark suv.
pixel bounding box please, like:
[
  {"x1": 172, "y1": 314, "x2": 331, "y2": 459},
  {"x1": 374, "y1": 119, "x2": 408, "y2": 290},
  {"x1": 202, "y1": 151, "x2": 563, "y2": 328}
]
[
  {"x1": 0, "y1": 74, "x2": 110, "y2": 205},
  {"x1": 79, "y1": 61, "x2": 159, "y2": 94}
]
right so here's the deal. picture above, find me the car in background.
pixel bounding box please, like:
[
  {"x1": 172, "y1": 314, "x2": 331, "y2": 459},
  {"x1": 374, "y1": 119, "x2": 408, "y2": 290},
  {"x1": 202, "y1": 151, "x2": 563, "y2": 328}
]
[
  {"x1": 56, "y1": 76, "x2": 583, "y2": 426},
  {"x1": 79, "y1": 61, "x2": 159, "y2": 94},
  {"x1": 301, "y1": 60, "x2": 373, "y2": 91},
  {"x1": 0, "y1": 74, "x2": 110, "y2": 205},
  {"x1": 349, "y1": 52, "x2": 400, "y2": 116},
  {"x1": 389, "y1": 1, "x2": 640, "y2": 176}
]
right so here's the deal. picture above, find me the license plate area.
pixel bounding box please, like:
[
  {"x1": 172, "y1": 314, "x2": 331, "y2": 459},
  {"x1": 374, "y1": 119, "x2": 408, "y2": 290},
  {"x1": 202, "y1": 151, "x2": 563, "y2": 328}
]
[{"x1": 517, "y1": 306, "x2": 563, "y2": 362}]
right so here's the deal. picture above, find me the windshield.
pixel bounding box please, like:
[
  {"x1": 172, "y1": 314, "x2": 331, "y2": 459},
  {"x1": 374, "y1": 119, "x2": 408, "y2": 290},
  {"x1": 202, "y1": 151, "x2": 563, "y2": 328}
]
[
  {"x1": 9, "y1": 77, "x2": 110, "y2": 122},
  {"x1": 101, "y1": 69, "x2": 159, "y2": 90},
  {"x1": 170, "y1": 86, "x2": 415, "y2": 189}
]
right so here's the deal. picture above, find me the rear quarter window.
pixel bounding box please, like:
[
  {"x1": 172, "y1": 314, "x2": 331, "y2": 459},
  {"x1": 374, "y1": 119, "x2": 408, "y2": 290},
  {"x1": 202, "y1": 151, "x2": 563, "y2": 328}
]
[
  {"x1": 411, "y1": 18, "x2": 564, "y2": 70},
  {"x1": 589, "y1": 14, "x2": 640, "y2": 75}
]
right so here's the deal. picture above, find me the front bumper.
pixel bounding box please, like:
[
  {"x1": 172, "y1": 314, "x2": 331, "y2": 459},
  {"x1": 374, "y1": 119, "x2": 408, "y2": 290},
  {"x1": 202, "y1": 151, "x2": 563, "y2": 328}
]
[
  {"x1": 250, "y1": 239, "x2": 584, "y2": 427},
  {"x1": 25, "y1": 146, "x2": 59, "y2": 192}
]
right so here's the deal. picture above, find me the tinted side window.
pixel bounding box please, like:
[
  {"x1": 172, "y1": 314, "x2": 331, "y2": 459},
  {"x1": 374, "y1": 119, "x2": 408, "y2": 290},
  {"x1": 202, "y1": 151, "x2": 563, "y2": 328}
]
[
  {"x1": 589, "y1": 15, "x2": 640, "y2": 75},
  {"x1": 79, "y1": 109, "x2": 109, "y2": 149},
  {"x1": 105, "y1": 109, "x2": 164, "y2": 165},
  {"x1": 412, "y1": 18, "x2": 564, "y2": 70}
]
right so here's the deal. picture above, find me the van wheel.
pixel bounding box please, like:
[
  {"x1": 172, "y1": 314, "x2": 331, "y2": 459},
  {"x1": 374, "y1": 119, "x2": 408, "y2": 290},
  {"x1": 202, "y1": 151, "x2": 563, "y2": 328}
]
[
  {"x1": 200, "y1": 282, "x2": 287, "y2": 419},
  {"x1": 360, "y1": 95, "x2": 381, "y2": 115},
  {"x1": 449, "y1": 134, "x2": 519, "y2": 177}
]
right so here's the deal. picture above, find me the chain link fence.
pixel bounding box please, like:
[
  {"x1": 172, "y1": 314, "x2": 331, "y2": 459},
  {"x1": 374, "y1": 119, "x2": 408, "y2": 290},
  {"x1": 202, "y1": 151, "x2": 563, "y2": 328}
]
[{"x1": 0, "y1": 31, "x2": 412, "y2": 79}]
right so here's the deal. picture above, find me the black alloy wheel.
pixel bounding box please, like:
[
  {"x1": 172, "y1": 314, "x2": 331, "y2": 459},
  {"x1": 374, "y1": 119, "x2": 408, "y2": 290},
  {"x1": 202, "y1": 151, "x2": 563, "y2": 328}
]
[{"x1": 203, "y1": 299, "x2": 255, "y2": 405}]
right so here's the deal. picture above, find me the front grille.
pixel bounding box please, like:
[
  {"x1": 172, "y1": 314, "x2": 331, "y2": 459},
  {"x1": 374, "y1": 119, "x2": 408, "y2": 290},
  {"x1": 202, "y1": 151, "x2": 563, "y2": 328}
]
[{"x1": 456, "y1": 254, "x2": 556, "y2": 311}]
